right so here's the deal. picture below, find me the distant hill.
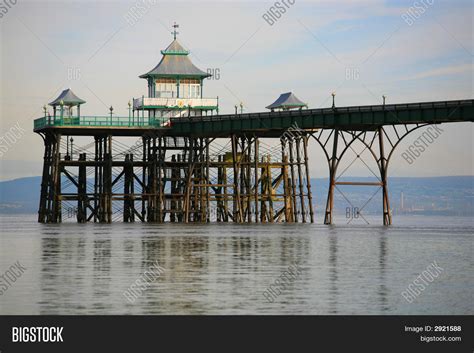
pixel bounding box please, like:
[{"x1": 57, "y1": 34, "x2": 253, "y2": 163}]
[
  {"x1": 0, "y1": 176, "x2": 41, "y2": 213},
  {"x1": 312, "y1": 176, "x2": 473, "y2": 216},
  {"x1": 0, "y1": 175, "x2": 472, "y2": 216}
]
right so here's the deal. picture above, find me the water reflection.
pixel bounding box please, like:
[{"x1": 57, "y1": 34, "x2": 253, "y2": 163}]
[
  {"x1": 328, "y1": 233, "x2": 338, "y2": 314},
  {"x1": 377, "y1": 233, "x2": 389, "y2": 312},
  {"x1": 37, "y1": 226, "x2": 315, "y2": 314},
  {"x1": 13, "y1": 219, "x2": 467, "y2": 314}
]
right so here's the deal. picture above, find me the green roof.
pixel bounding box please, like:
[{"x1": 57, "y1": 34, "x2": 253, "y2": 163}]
[
  {"x1": 49, "y1": 88, "x2": 86, "y2": 107},
  {"x1": 140, "y1": 39, "x2": 210, "y2": 79},
  {"x1": 266, "y1": 92, "x2": 307, "y2": 110}
]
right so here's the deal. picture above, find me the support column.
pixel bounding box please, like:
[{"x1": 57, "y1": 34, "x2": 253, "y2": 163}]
[
  {"x1": 48, "y1": 133, "x2": 62, "y2": 223},
  {"x1": 324, "y1": 130, "x2": 339, "y2": 225},
  {"x1": 246, "y1": 137, "x2": 252, "y2": 223},
  {"x1": 77, "y1": 153, "x2": 87, "y2": 223},
  {"x1": 38, "y1": 134, "x2": 52, "y2": 223},
  {"x1": 303, "y1": 135, "x2": 314, "y2": 223},
  {"x1": 222, "y1": 156, "x2": 229, "y2": 222},
  {"x1": 123, "y1": 154, "x2": 135, "y2": 222},
  {"x1": 239, "y1": 137, "x2": 246, "y2": 222},
  {"x1": 147, "y1": 136, "x2": 158, "y2": 222},
  {"x1": 170, "y1": 154, "x2": 178, "y2": 223},
  {"x1": 231, "y1": 135, "x2": 242, "y2": 222},
  {"x1": 95, "y1": 135, "x2": 112, "y2": 223},
  {"x1": 93, "y1": 136, "x2": 99, "y2": 222},
  {"x1": 205, "y1": 138, "x2": 211, "y2": 222},
  {"x1": 141, "y1": 135, "x2": 148, "y2": 221},
  {"x1": 254, "y1": 137, "x2": 259, "y2": 223},
  {"x1": 183, "y1": 138, "x2": 195, "y2": 223},
  {"x1": 378, "y1": 127, "x2": 392, "y2": 225},
  {"x1": 288, "y1": 138, "x2": 298, "y2": 222},
  {"x1": 282, "y1": 155, "x2": 291, "y2": 222},
  {"x1": 157, "y1": 136, "x2": 165, "y2": 222},
  {"x1": 295, "y1": 136, "x2": 307, "y2": 223},
  {"x1": 106, "y1": 135, "x2": 113, "y2": 222}
]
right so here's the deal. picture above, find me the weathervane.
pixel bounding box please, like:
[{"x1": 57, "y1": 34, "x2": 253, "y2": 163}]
[{"x1": 172, "y1": 22, "x2": 179, "y2": 40}]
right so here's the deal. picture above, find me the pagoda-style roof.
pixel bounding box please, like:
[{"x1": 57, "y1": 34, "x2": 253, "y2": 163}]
[
  {"x1": 49, "y1": 88, "x2": 86, "y2": 107},
  {"x1": 161, "y1": 40, "x2": 190, "y2": 55},
  {"x1": 139, "y1": 39, "x2": 210, "y2": 79},
  {"x1": 266, "y1": 92, "x2": 307, "y2": 110}
]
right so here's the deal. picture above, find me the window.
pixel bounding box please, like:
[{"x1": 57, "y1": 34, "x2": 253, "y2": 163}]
[
  {"x1": 179, "y1": 78, "x2": 200, "y2": 98},
  {"x1": 155, "y1": 78, "x2": 201, "y2": 98},
  {"x1": 155, "y1": 78, "x2": 177, "y2": 98}
]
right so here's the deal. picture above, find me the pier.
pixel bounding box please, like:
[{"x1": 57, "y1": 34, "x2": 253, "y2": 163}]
[{"x1": 33, "y1": 28, "x2": 474, "y2": 225}]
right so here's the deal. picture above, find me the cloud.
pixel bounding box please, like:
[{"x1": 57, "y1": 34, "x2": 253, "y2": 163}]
[{"x1": 401, "y1": 63, "x2": 473, "y2": 81}]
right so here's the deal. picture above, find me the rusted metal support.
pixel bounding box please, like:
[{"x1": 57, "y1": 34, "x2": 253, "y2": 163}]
[
  {"x1": 378, "y1": 127, "x2": 392, "y2": 225},
  {"x1": 239, "y1": 137, "x2": 246, "y2": 222},
  {"x1": 222, "y1": 156, "x2": 229, "y2": 222},
  {"x1": 183, "y1": 137, "x2": 196, "y2": 223},
  {"x1": 93, "y1": 136, "x2": 99, "y2": 222},
  {"x1": 303, "y1": 135, "x2": 314, "y2": 223},
  {"x1": 324, "y1": 129, "x2": 339, "y2": 225},
  {"x1": 205, "y1": 138, "x2": 211, "y2": 222},
  {"x1": 254, "y1": 137, "x2": 259, "y2": 223},
  {"x1": 231, "y1": 135, "x2": 242, "y2": 222},
  {"x1": 37, "y1": 129, "x2": 315, "y2": 224},
  {"x1": 77, "y1": 153, "x2": 87, "y2": 223},
  {"x1": 295, "y1": 136, "x2": 307, "y2": 223},
  {"x1": 282, "y1": 155, "x2": 291, "y2": 222},
  {"x1": 288, "y1": 138, "x2": 298, "y2": 222},
  {"x1": 170, "y1": 154, "x2": 177, "y2": 222},
  {"x1": 141, "y1": 135, "x2": 148, "y2": 221},
  {"x1": 47, "y1": 133, "x2": 62, "y2": 223},
  {"x1": 107, "y1": 135, "x2": 113, "y2": 222},
  {"x1": 38, "y1": 134, "x2": 52, "y2": 223},
  {"x1": 97, "y1": 135, "x2": 113, "y2": 223},
  {"x1": 123, "y1": 154, "x2": 135, "y2": 222}
]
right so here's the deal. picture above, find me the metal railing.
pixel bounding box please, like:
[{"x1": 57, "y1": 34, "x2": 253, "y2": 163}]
[
  {"x1": 33, "y1": 99, "x2": 473, "y2": 131},
  {"x1": 172, "y1": 99, "x2": 474, "y2": 124},
  {"x1": 34, "y1": 115, "x2": 164, "y2": 129}
]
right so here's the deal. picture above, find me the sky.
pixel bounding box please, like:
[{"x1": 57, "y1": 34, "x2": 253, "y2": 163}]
[{"x1": 0, "y1": 0, "x2": 472, "y2": 180}]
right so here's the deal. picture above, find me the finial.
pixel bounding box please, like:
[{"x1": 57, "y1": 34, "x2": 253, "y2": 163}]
[{"x1": 172, "y1": 22, "x2": 179, "y2": 40}]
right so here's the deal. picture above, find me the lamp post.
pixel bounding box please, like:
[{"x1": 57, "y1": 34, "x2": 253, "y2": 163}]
[
  {"x1": 331, "y1": 92, "x2": 336, "y2": 109},
  {"x1": 128, "y1": 101, "x2": 132, "y2": 126},
  {"x1": 109, "y1": 106, "x2": 114, "y2": 125},
  {"x1": 60, "y1": 99, "x2": 64, "y2": 125},
  {"x1": 382, "y1": 95, "x2": 386, "y2": 106},
  {"x1": 70, "y1": 137, "x2": 74, "y2": 159},
  {"x1": 234, "y1": 104, "x2": 238, "y2": 115},
  {"x1": 240, "y1": 102, "x2": 244, "y2": 114},
  {"x1": 43, "y1": 105, "x2": 48, "y2": 125}
]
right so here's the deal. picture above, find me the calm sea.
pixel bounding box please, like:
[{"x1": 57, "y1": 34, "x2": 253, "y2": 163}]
[{"x1": 0, "y1": 214, "x2": 472, "y2": 315}]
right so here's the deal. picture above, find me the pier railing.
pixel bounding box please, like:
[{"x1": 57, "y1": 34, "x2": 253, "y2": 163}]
[
  {"x1": 33, "y1": 99, "x2": 473, "y2": 133},
  {"x1": 34, "y1": 115, "x2": 159, "y2": 130}
]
